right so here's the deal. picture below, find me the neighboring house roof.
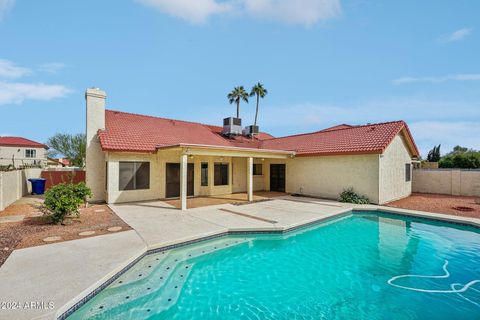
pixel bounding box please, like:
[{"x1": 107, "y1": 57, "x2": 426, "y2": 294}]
[
  {"x1": 48, "y1": 158, "x2": 71, "y2": 166},
  {"x1": 58, "y1": 158, "x2": 70, "y2": 166},
  {"x1": 262, "y1": 120, "x2": 419, "y2": 157},
  {"x1": 0, "y1": 136, "x2": 48, "y2": 149},
  {"x1": 98, "y1": 110, "x2": 419, "y2": 158}
]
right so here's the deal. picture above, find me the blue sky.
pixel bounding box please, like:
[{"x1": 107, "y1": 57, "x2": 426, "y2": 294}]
[{"x1": 0, "y1": 0, "x2": 479, "y2": 157}]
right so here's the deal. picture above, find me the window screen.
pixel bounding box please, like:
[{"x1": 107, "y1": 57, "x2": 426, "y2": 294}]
[
  {"x1": 405, "y1": 163, "x2": 411, "y2": 182},
  {"x1": 25, "y1": 149, "x2": 36, "y2": 158},
  {"x1": 214, "y1": 163, "x2": 229, "y2": 186},
  {"x1": 119, "y1": 162, "x2": 150, "y2": 190},
  {"x1": 201, "y1": 163, "x2": 208, "y2": 186}
]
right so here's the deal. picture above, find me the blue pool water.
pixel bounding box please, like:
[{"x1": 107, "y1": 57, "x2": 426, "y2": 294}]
[{"x1": 68, "y1": 212, "x2": 480, "y2": 319}]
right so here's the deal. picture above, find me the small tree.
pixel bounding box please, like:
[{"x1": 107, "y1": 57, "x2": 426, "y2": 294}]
[
  {"x1": 43, "y1": 182, "x2": 92, "y2": 224},
  {"x1": 47, "y1": 133, "x2": 86, "y2": 167},
  {"x1": 427, "y1": 144, "x2": 441, "y2": 162}
]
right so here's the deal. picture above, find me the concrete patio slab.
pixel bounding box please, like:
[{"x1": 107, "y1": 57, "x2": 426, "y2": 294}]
[
  {"x1": 110, "y1": 201, "x2": 228, "y2": 249},
  {"x1": 187, "y1": 205, "x2": 279, "y2": 231},
  {"x1": 0, "y1": 230, "x2": 146, "y2": 320},
  {"x1": 229, "y1": 198, "x2": 352, "y2": 229}
]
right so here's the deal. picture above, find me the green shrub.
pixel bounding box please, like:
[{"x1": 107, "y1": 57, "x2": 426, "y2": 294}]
[
  {"x1": 338, "y1": 188, "x2": 370, "y2": 204},
  {"x1": 43, "y1": 183, "x2": 92, "y2": 224},
  {"x1": 71, "y1": 182, "x2": 92, "y2": 202},
  {"x1": 439, "y1": 152, "x2": 480, "y2": 169}
]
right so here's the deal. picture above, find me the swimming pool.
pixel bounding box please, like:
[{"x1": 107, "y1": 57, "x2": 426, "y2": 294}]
[{"x1": 67, "y1": 211, "x2": 480, "y2": 319}]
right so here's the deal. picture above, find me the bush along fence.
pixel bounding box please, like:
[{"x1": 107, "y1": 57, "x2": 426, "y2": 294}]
[{"x1": 413, "y1": 168, "x2": 480, "y2": 196}]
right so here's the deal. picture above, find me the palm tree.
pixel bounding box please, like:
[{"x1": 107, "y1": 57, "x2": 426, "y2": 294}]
[
  {"x1": 227, "y1": 86, "x2": 249, "y2": 118},
  {"x1": 250, "y1": 83, "x2": 268, "y2": 128}
]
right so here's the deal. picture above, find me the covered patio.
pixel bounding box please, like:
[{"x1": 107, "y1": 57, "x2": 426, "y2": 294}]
[
  {"x1": 156, "y1": 144, "x2": 295, "y2": 210},
  {"x1": 164, "y1": 191, "x2": 288, "y2": 209}
]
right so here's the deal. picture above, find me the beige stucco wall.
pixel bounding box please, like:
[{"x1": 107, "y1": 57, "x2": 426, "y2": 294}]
[
  {"x1": 264, "y1": 154, "x2": 381, "y2": 204},
  {"x1": 232, "y1": 158, "x2": 264, "y2": 193},
  {"x1": 102, "y1": 132, "x2": 416, "y2": 205},
  {"x1": 413, "y1": 169, "x2": 480, "y2": 196},
  {"x1": 85, "y1": 88, "x2": 106, "y2": 202},
  {"x1": 105, "y1": 149, "x2": 244, "y2": 204},
  {"x1": 378, "y1": 135, "x2": 413, "y2": 204},
  {"x1": 106, "y1": 152, "x2": 160, "y2": 204},
  {"x1": 0, "y1": 168, "x2": 42, "y2": 211},
  {"x1": 0, "y1": 146, "x2": 46, "y2": 167}
]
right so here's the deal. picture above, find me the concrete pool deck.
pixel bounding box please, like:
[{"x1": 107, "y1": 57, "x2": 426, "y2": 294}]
[{"x1": 1, "y1": 196, "x2": 480, "y2": 320}]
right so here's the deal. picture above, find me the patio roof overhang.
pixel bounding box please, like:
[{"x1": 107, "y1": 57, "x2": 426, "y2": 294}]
[{"x1": 156, "y1": 143, "x2": 295, "y2": 159}]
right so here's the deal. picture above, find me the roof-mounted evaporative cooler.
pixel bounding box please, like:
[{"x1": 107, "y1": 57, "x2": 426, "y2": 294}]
[
  {"x1": 222, "y1": 117, "x2": 242, "y2": 136},
  {"x1": 243, "y1": 125, "x2": 259, "y2": 136}
]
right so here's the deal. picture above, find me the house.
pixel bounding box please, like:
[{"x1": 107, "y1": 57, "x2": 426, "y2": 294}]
[
  {"x1": 47, "y1": 157, "x2": 71, "y2": 168},
  {"x1": 85, "y1": 88, "x2": 419, "y2": 209},
  {"x1": 0, "y1": 136, "x2": 48, "y2": 168}
]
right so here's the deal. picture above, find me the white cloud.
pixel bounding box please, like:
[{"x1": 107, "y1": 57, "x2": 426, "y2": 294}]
[
  {"x1": 440, "y1": 28, "x2": 473, "y2": 42},
  {"x1": 38, "y1": 62, "x2": 66, "y2": 74},
  {"x1": 409, "y1": 121, "x2": 480, "y2": 156},
  {"x1": 0, "y1": 58, "x2": 71, "y2": 105},
  {"x1": 0, "y1": 81, "x2": 72, "y2": 105},
  {"x1": 0, "y1": 59, "x2": 31, "y2": 79},
  {"x1": 135, "y1": 0, "x2": 233, "y2": 24},
  {"x1": 393, "y1": 74, "x2": 480, "y2": 85},
  {"x1": 135, "y1": 0, "x2": 341, "y2": 25},
  {"x1": 0, "y1": 0, "x2": 14, "y2": 21},
  {"x1": 229, "y1": 97, "x2": 480, "y2": 157},
  {"x1": 243, "y1": 0, "x2": 341, "y2": 26}
]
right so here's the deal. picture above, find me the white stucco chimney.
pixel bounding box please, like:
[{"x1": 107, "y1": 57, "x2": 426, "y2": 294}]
[{"x1": 85, "y1": 87, "x2": 106, "y2": 202}]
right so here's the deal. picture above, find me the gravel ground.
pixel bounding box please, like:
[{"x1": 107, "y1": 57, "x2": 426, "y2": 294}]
[
  {"x1": 0, "y1": 205, "x2": 131, "y2": 267},
  {"x1": 386, "y1": 193, "x2": 480, "y2": 218}
]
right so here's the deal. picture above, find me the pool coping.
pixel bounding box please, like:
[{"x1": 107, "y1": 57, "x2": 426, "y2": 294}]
[{"x1": 56, "y1": 205, "x2": 480, "y2": 319}]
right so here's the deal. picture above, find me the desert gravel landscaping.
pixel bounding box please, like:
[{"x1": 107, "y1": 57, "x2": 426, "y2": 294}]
[
  {"x1": 386, "y1": 193, "x2": 480, "y2": 218},
  {"x1": 0, "y1": 204, "x2": 131, "y2": 267}
]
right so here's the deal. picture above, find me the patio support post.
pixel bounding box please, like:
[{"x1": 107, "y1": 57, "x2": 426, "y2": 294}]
[
  {"x1": 180, "y1": 154, "x2": 188, "y2": 210},
  {"x1": 247, "y1": 157, "x2": 253, "y2": 202}
]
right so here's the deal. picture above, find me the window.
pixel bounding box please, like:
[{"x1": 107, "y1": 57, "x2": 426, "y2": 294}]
[
  {"x1": 119, "y1": 162, "x2": 150, "y2": 190},
  {"x1": 405, "y1": 163, "x2": 411, "y2": 182},
  {"x1": 201, "y1": 163, "x2": 208, "y2": 186},
  {"x1": 25, "y1": 149, "x2": 36, "y2": 158},
  {"x1": 214, "y1": 163, "x2": 229, "y2": 186},
  {"x1": 253, "y1": 163, "x2": 263, "y2": 175}
]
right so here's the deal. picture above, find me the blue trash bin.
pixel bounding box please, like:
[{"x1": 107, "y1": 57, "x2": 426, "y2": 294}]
[{"x1": 28, "y1": 178, "x2": 47, "y2": 195}]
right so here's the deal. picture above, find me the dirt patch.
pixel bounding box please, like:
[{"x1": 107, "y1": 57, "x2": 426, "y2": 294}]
[
  {"x1": 386, "y1": 193, "x2": 480, "y2": 218},
  {"x1": 0, "y1": 203, "x2": 38, "y2": 218},
  {"x1": 0, "y1": 205, "x2": 131, "y2": 267}
]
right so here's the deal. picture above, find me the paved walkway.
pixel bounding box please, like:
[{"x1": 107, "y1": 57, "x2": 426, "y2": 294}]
[{"x1": 0, "y1": 230, "x2": 146, "y2": 320}]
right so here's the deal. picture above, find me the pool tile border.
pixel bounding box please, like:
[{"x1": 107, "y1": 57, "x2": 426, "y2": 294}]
[{"x1": 57, "y1": 206, "x2": 480, "y2": 320}]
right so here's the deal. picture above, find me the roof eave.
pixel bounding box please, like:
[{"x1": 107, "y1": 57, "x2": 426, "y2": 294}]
[
  {"x1": 156, "y1": 143, "x2": 296, "y2": 155},
  {"x1": 296, "y1": 149, "x2": 383, "y2": 157}
]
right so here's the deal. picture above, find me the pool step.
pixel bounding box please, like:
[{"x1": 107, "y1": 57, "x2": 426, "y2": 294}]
[{"x1": 77, "y1": 237, "x2": 252, "y2": 318}]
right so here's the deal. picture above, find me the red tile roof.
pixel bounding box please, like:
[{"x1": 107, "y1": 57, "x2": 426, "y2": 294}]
[
  {"x1": 98, "y1": 110, "x2": 272, "y2": 153},
  {"x1": 262, "y1": 120, "x2": 419, "y2": 157},
  {"x1": 0, "y1": 136, "x2": 47, "y2": 149},
  {"x1": 98, "y1": 110, "x2": 419, "y2": 157}
]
